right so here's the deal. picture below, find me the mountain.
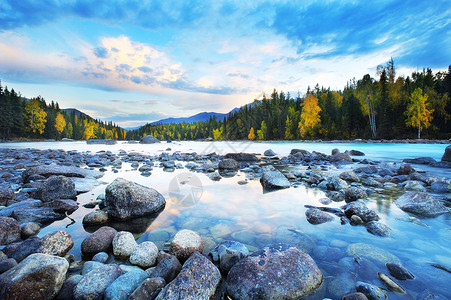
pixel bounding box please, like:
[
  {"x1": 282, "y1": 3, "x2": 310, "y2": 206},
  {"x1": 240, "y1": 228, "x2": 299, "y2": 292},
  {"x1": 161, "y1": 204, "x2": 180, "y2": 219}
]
[
  {"x1": 62, "y1": 108, "x2": 90, "y2": 119},
  {"x1": 150, "y1": 112, "x2": 228, "y2": 125}
]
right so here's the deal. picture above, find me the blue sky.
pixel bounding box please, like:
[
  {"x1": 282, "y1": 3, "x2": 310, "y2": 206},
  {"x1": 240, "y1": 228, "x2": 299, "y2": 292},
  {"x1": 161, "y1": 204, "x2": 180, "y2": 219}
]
[{"x1": 0, "y1": 0, "x2": 449, "y2": 127}]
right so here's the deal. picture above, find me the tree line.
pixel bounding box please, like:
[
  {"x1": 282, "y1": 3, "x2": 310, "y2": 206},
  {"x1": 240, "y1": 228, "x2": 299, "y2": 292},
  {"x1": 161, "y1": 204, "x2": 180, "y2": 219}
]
[
  {"x1": 129, "y1": 61, "x2": 450, "y2": 141},
  {"x1": 0, "y1": 83, "x2": 126, "y2": 141}
]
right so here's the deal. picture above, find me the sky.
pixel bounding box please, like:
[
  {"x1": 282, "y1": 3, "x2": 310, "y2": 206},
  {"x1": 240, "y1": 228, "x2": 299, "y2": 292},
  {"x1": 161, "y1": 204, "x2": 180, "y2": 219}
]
[{"x1": 0, "y1": 0, "x2": 450, "y2": 128}]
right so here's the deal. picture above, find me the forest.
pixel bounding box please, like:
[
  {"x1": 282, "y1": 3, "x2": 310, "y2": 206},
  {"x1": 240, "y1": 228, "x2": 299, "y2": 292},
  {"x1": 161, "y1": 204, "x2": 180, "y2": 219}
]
[
  {"x1": 129, "y1": 61, "x2": 451, "y2": 141},
  {"x1": 0, "y1": 84, "x2": 126, "y2": 141},
  {"x1": 1, "y1": 60, "x2": 450, "y2": 141}
]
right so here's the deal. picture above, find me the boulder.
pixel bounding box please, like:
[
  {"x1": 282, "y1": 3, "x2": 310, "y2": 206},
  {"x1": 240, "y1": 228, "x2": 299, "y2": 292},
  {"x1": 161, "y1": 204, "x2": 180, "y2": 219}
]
[
  {"x1": 402, "y1": 180, "x2": 426, "y2": 192},
  {"x1": 331, "y1": 148, "x2": 340, "y2": 155},
  {"x1": 207, "y1": 171, "x2": 222, "y2": 181},
  {"x1": 348, "y1": 150, "x2": 365, "y2": 156},
  {"x1": 156, "y1": 252, "x2": 221, "y2": 300},
  {"x1": 35, "y1": 230, "x2": 74, "y2": 257},
  {"x1": 264, "y1": 149, "x2": 276, "y2": 157},
  {"x1": 0, "y1": 199, "x2": 42, "y2": 218},
  {"x1": 22, "y1": 165, "x2": 103, "y2": 182},
  {"x1": 218, "y1": 158, "x2": 238, "y2": 170},
  {"x1": 403, "y1": 157, "x2": 436, "y2": 165},
  {"x1": 129, "y1": 277, "x2": 166, "y2": 300},
  {"x1": 56, "y1": 275, "x2": 83, "y2": 300},
  {"x1": 305, "y1": 208, "x2": 334, "y2": 224},
  {"x1": 32, "y1": 175, "x2": 77, "y2": 201},
  {"x1": 169, "y1": 229, "x2": 204, "y2": 262},
  {"x1": 42, "y1": 199, "x2": 79, "y2": 214},
  {"x1": 224, "y1": 153, "x2": 258, "y2": 161},
  {"x1": 290, "y1": 149, "x2": 310, "y2": 156},
  {"x1": 366, "y1": 221, "x2": 391, "y2": 237},
  {"x1": 260, "y1": 169, "x2": 290, "y2": 190},
  {"x1": 355, "y1": 281, "x2": 387, "y2": 300},
  {"x1": 347, "y1": 243, "x2": 400, "y2": 264},
  {"x1": 397, "y1": 164, "x2": 415, "y2": 175},
  {"x1": 3, "y1": 236, "x2": 41, "y2": 263},
  {"x1": 140, "y1": 135, "x2": 160, "y2": 144},
  {"x1": 112, "y1": 231, "x2": 138, "y2": 258},
  {"x1": 343, "y1": 292, "x2": 369, "y2": 300},
  {"x1": 73, "y1": 264, "x2": 123, "y2": 300},
  {"x1": 344, "y1": 201, "x2": 380, "y2": 223},
  {"x1": 329, "y1": 176, "x2": 349, "y2": 191},
  {"x1": 430, "y1": 181, "x2": 451, "y2": 193},
  {"x1": 340, "y1": 171, "x2": 360, "y2": 183},
  {"x1": 12, "y1": 206, "x2": 65, "y2": 224},
  {"x1": 0, "y1": 184, "x2": 15, "y2": 206},
  {"x1": 105, "y1": 269, "x2": 148, "y2": 300},
  {"x1": 21, "y1": 222, "x2": 41, "y2": 238},
  {"x1": 86, "y1": 139, "x2": 117, "y2": 145},
  {"x1": 0, "y1": 217, "x2": 21, "y2": 245},
  {"x1": 344, "y1": 187, "x2": 368, "y2": 203},
  {"x1": 227, "y1": 244, "x2": 323, "y2": 299},
  {"x1": 395, "y1": 191, "x2": 448, "y2": 218},
  {"x1": 105, "y1": 178, "x2": 166, "y2": 220},
  {"x1": 82, "y1": 210, "x2": 109, "y2": 225},
  {"x1": 329, "y1": 153, "x2": 353, "y2": 162},
  {"x1": 0, "y1": 253, "x2": 69, "y2": 300},
  {"x1": 92, "y1": 252, "x2": 109, "y2": 263},
  {"x1": 209, "y1": 240, "x2": 249, "y2": 273},
  {"x1": 148, "y1": 251, "x2": 182, "y2": 283},
  {"x1": 81, "y1": 226, "x2": 117, "y2": 255},
  {"x1": 441, "y1": 145, "x2": 451, "y2": 162},
  {"x1": 354, "y1": 166, "x2": 378, "y2": 174},
  {"x1": 130, "y1": 241, "x2": 159, "y2": 268}
]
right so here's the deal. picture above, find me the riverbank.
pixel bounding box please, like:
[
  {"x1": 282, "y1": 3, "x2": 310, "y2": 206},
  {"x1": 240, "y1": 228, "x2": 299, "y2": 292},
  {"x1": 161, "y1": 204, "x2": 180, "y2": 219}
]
[{"x1": 0, "y1": 144, "x2": 450, "y2": 299}]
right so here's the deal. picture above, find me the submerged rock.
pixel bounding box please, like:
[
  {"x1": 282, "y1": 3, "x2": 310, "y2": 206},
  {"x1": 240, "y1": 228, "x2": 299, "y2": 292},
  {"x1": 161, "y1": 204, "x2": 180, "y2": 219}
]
[
  {"x1": 385, "y1": 262, "x2": 415, "y2": 280},
  {"x1": 355, "y1": 281, "x2": 387, "y2": 300},
  {"x1": 156, "y1": 252, "x2": 221, "y2": 300},
  {"x1": 0, "y1": 253, "x2": 69, "y2": 300},
  {"x1": 347, "y1": 243, "x2": 400, "y2": 264},
  {"x1": 105, "y1": 178, "x2": 166, "y2": 220},
  {"x1": 226, "y1": 243, "x2": 323, "y2": 299},
  {"x1": 305, "y1": 208, "x2": 334, "y2": 224},
  {"x1": 366, "y1": 221, "x2": 392, "y2": 237},
  {"x1": 395, "y1": 191, "x2": 448, "y2": 218}
]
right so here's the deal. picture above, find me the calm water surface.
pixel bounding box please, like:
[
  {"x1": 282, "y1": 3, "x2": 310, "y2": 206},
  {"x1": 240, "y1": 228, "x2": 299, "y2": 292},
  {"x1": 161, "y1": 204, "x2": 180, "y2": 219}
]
[{"x1": 2, "y1": 141, "x2": 450, "y2": 299}]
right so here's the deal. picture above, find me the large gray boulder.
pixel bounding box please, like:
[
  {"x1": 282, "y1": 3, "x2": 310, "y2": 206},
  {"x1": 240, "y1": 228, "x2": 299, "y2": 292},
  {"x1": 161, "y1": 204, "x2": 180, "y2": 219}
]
[
  {"x1": 156, "y1": 252, "x2": 221, "y2": 300},
  {"x1": 441, "y1": 145, "x2": 451, "y2": 162},
  {"x1": 0, "y1": 217, "x2": 21, "y2": 245},
  {"x1": 329, "y1": 152, "x2": 353, "y2": 162},
  {"x1": 73, "y1": 264, "x2": 123, "y2": 300},
  {"x1": 11, "y1": 206, "x2": 65, "y2": 224},
  {"x1": 260, "y1": 169, "x2": 290, "y2": 190},
  {"x1": 0, "y1": 184, "x2": 16, "y2": 206},
  {"x1": 81, "y1": 226, "x2": 117, "y2": 255},
  {"x1": 22, "y1": 164, "x2": 103, "y2": 182},
  {"x1": 395, "y1": 191, "x2": 448, "y2": 218},
  {"x1": 226, "y1": 244, "x2": 323, "y2": 299},
  {"x1": 0, "y1": 253, "x2": 69, "y2": 300},
  {"x1": 105, "y1": 178, "x2": 166, "y2": 220},
  {"x1": 140, "y1": 135, "x2": 160, "y2": 144},
  {"x1": 35, "y1": 230, "x2": 74, "y2": 257},
  {"x1": 218, "y1": 158, "x2": 238, "y2": 170},
  {"x1": 32, "y1": 175, "x2": 77, "y2": 201}
]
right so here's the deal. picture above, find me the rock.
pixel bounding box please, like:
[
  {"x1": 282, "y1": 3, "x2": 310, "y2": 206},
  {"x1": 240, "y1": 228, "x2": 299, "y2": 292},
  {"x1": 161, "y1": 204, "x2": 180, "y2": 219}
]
[
  {"x1": 148, "y1": 251, "x2": 182, "y2": 283},
  {"x1": 347, "y1": 243, "x2": 400, "y2": 264},
  {"x1": 33, "y1": 175, "x2": 77, "y2": 201},
  {"x1": 344, "y1": 201, "x2": 380, "y2": 223},
  {"x1": 226, "y1": 243, "x2": 323, "y2": 299},
  {"x1": 377, "y1": 272, "x2": 405, "y2": 293},
  {"x1": 430, "y1": 181, "x2": 451, "y2": 193},
  {"x1": 343, "y1": 292, "x2": 369, "y2": 300},
  {"x1": 112, "y1": 231, "x2": 137, "y2": 258},
  {"x1": 224, "y1": 153, "x2": 258, "y2": 161},
  {"x1": 331, "y1": 148, "x2": 340, "y2": 155},
  {"x1": 385, "y1": 262, "x2": 415, "y2": 280},
  {"x1": 105, "y1": 269, "x2": 148, "y2": 300},
  {"x1": 91, "y1": 252, "x2": 108, "y2": 263},
  {"x1": 12, "y1": 206, "x2": 65, "y2": 224},
  {"x1": 81, "y1": 226, "x2": 117, "y2": 256},
  {"x1": 35, "y1": 230, "x2": 74, "y2": 257},
  {"x1": 403, "y1": 180, "x2": 426, "y2": 192},
  {"x1": 355, "y1": 166, "x2": 378, "y2": 174},
  {"x1": 329, "y1": 176, "x2": 349, "y2": 191},
  {"x1": 56, "y1": 275, "x2": 83, "y2": 300},
  {"x1": 350, "y1": 215, "x2": 364, "y2": 226},
  {"x1": 169, "y1": 229, "x2": 204, "y2": 262},
  {"x1": 397, "y1": 164, "x2": 415, "y2": 175},
  {"x1": 87, "y1": 139, "x2": 117, "y2": 145},
  {"x1": 0, "y1": 253, "x2": 69, "y2": 300},
  {"x1": 73, "y1": 264, "x2": 123, "y2": 300},
  {"x1": 349, "y1": 150, "x2": 365, "y2": 156},
  {"x1": 82, "y1": 261, "x2": 104, "y2": 275},
  {"x1": 156, "y1": 252, "x2": 221, "y2": 300},
  {"x1": 140, "y1": 135, "x2": 160, "y2": 144},
  {"x1": 364, "y1": 178, "x2": 383, "y2": 188},
  {"x1": 0, "y1": 217, "x2": 21, "y2": 245},
  {"x1": 327, "y1": 272, "x2": 355, "y2": 298},
  {"x1": 42, "y1": 199, "x2": 79, "y2": 214},
  {"x1": 218, "y1": 158, "x2": 238, "y2": 170},
  {"x1": 441, "y1": 145, "x2": 451, "y2": 162},
  {"x1": 327, "y1": 191, "x2": 345, "y2": 202},
  {"x1": 105, "y1": 178, "x2": 166, "y2": 220},
  {"x1": 3, "y1": 236, "x2": 41, "y2": 263},
  {"x1": 340, "y1": 171, "x2": 360, "y2": 182},
  {"x1": 305, "y1": 208, "x2": 334, "y2": 224},
  {"x1": 129, "y1": 277, "x2": 165, "y2": 300},
  {"x1": 83, "y1": 210, "x2": 109, "y2": 225},
  {"x1": 0, "y1": 258, "x2": 17, "y2": 274},
  {"x1": 366, "y1": 221, "x2": 392, "y2": 237},
  {"x1": 355, "y1": 281, "x2": 387, "y2": 300},
  {"x1": 260, "y1": 169, "x2": 290, "y2": 190},
  {"x1": 130, "y1": 241, "x2": 158, "y2": 268},
  {"x1": 209, "y1": 240, "x2": 249, "y2": 273},
  {"x1": 329, "y1": 152, "x2": 353, "y2": 162},
  {"x1": 264, "y1": 149, "x2": 276, "y2": 156},
  {"x1": 22, "y1": 165, "x2": 103, "y2": 182},
  {"x1": 290, "y1": 149, "x2": 310, "y2": 156},
  {"x1": 207, "y1": 171, "x2": 222, "y2": 181},
  {"x1": 72, "y1": 177, "x2": 104, "y2": 193},
  {"x1": 395, "y1": 191, "x2": 448, "y2": 218},
  {"x1": 344, "y1": 187, "x2": 368, "y2": 203},
  {"x1": 0, "y1": 252, "x2": 6, "y2": 262},
  {"x1": 0, "y1": 184, "x2": 15, "y2": 206}
]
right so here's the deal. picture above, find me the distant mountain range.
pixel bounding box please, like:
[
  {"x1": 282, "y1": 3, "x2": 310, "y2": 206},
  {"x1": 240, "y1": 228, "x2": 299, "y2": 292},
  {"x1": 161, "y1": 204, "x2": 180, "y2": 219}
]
[
  {"x1": 62, "y1": 108, "x2": 90, "y2": 119},
  {"x1": 150, "y1": 112, "x2": 228, "y2": 125}
]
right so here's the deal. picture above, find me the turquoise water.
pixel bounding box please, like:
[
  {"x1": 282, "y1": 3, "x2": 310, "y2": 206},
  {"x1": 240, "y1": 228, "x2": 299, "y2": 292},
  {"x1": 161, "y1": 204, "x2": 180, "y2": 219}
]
[{"x1": 2, "y1": 141, "x2": 450, "y2": 299}]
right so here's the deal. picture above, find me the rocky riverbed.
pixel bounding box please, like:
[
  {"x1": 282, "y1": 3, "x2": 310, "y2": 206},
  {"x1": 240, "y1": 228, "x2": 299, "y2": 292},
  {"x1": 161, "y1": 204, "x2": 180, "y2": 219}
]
[{"x1": 0, "y1": 144, "x2": 450, "y2": 299}]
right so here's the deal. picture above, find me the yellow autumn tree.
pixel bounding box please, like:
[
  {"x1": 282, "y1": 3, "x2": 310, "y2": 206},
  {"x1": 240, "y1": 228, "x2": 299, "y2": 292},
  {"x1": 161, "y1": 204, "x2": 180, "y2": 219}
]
[
  {"x1": 298, "y1": 94, "x2": 321, "y2": 138},
  {"x1": 213, "y1": 128, "x2": 222, "y2": 140},
  {"x1": 83, "y1": 120, "x2": 95, "y2": 140},
  {"x1": 54, "y1": 112, "x2": 66, "y2": 139},
  {"x1": 405, "y1": 88, "x2": 433, "y2": 139},
  {"x1": 25, "y1": 98, "x2": 47, "y2": 135},
  {"x1": 248, "y1": 127, "x2": 255, "y2": 140}
]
